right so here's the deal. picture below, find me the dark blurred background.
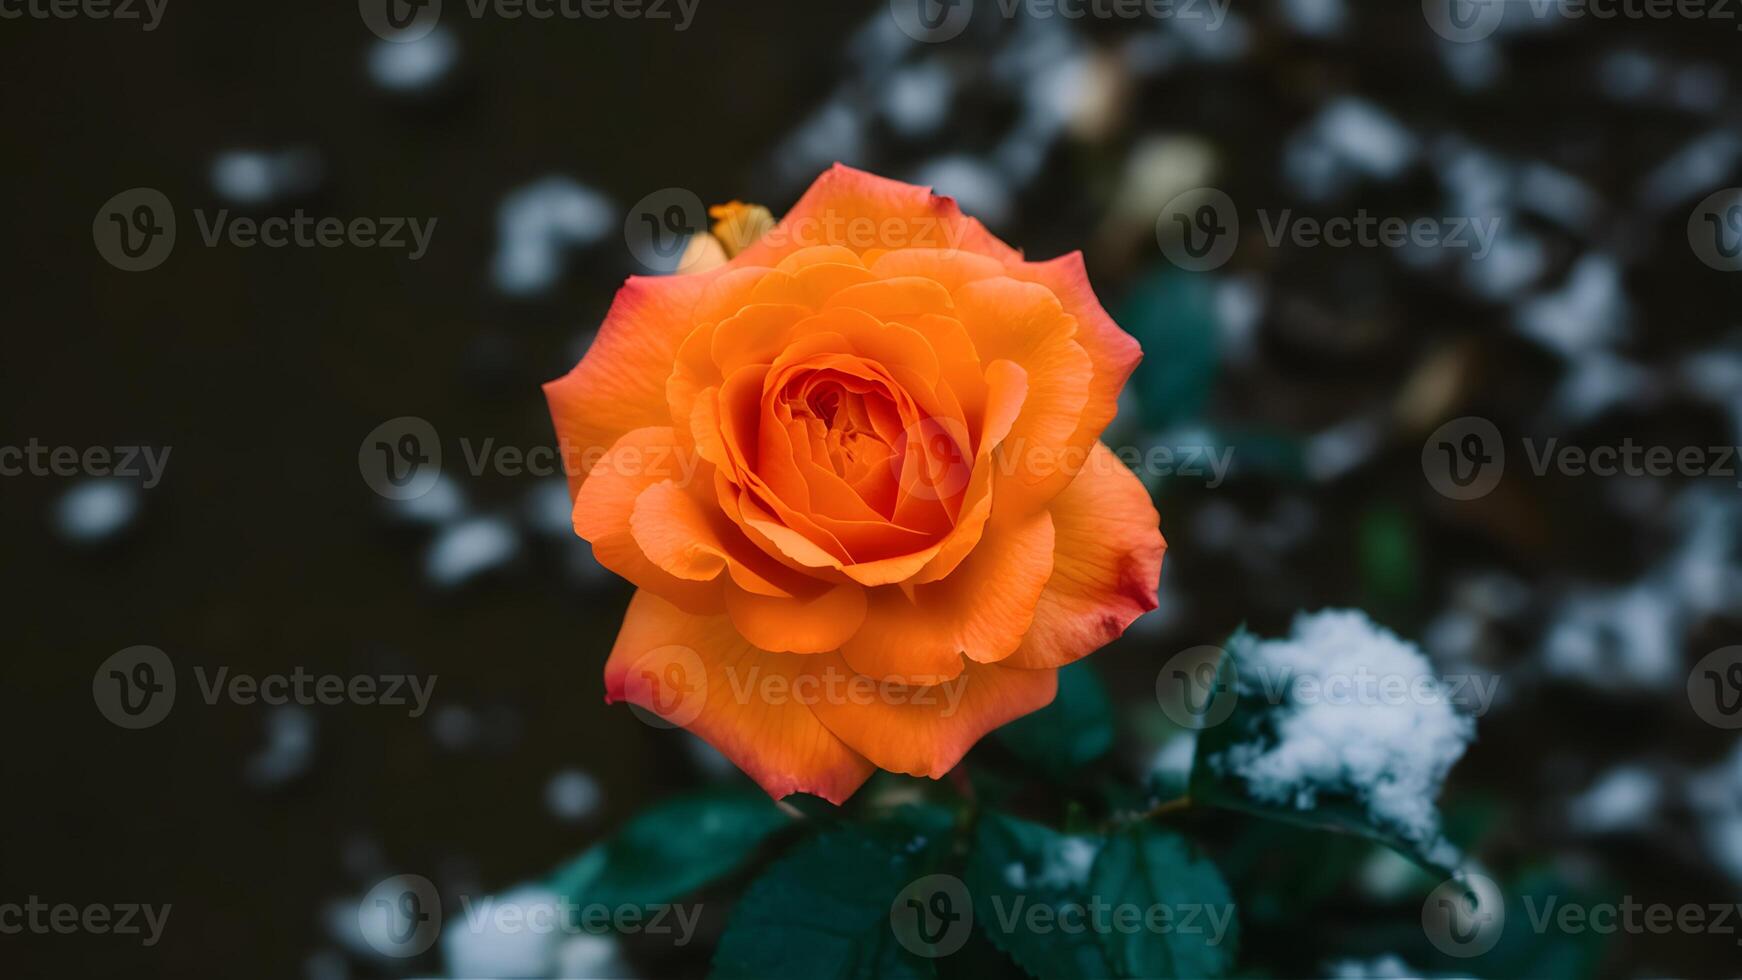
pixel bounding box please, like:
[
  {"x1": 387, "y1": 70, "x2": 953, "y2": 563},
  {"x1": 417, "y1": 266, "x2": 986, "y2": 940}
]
[{"x1": 4, "y1": 1, "x2": 1742, "y2": 977}]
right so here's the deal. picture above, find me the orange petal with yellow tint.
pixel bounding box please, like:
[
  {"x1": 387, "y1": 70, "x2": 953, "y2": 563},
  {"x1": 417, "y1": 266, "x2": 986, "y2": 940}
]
[
  {"x1": 605, "y1": 591, "x2": 874, "y2": 804},
  {"x1": 1004, "y1": 252, "x2": 1144, "y2": 503},
  {"x1": 544, "y1": 272, "x2": 719, "y2": 495},
  {"x1": 839, "y1": 509, "x2": 1055, "y2": 682},
  {"x1": 735, "y1": 164, "x2": 1020, "y2": 267},
  {"x1": 723, "y1": 579, "x2": 867, "y2": 654},
  {"x1": 802, "y1": 655, "x2": 1058, "y2": 778},
  {"x1": 571, "y1": 428, "x2": 723, "y2": 614},
  {"x1": 1006, "y1": 443, "x2": 1165, "y2": 669}
]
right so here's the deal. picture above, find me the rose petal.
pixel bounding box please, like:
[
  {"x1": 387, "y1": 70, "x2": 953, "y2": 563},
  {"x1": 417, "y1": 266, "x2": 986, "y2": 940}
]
[
  {"x1": 803, "y1": 656, "x2": 1059, "y2": 778},
  {"x1": 839, "y1": 508, "x2": 1055, "y2": 681},
  {"x1": 605, "y1": 590, "x2": 874, "y2": 803},
  {"x1": 1006, "y1": 442, "x2": 1165, "y2": 669},
  {"x1": 572, "y1": 427, "x2": 722, "y2": 613}
]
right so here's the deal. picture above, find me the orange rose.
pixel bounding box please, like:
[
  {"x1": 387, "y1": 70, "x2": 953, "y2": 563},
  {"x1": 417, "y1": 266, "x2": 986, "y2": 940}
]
[{"x1": 545, "y1": 165, "x2": 1164, "y2": 803}]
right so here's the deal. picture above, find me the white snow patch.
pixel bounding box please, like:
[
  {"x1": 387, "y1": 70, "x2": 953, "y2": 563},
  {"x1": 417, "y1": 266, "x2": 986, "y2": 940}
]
[
  {"x1": 491, "y1": 178, "x2": 614, "y2": 296},
  {"x1": 442, "y1": 885, "x2": 563, "y2": 979},
  {"x1": 368, "y1": 27, "x2": 458, "y2": 92},
  {"x1": 55, "y1": 480, "x2": 140, "y2": 543},
  {"x1": 425, "y1": 515, "x2": 520, "y2": 587},
  {"x1": 1567, "y1": 765, "x2": 1660, "y2": 834},
  {"x1": 1214, "y1": 610, "x2": 1474, "y2": 868}
]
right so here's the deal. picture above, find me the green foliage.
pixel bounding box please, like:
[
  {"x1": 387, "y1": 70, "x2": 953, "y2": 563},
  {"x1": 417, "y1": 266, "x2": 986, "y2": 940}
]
[
  {"x1": 531, "y1": 618, "x2": 1486, "y2": 979},
  {"x1": 1092, "y1": 824, "x2": 1240, "y2": 979},
  {"x1": 963, "y1": 813, "x2": 1113, "y2": 979},
  {"x1": 712, "y1": 806, "x2": 955, "y2": 980},
  {"x1": 1120, "y1": 267, "x2": 1221, "y2": 431},
  {"x1": 546, "y1": 787, "x2": 790, "y2": 910}
]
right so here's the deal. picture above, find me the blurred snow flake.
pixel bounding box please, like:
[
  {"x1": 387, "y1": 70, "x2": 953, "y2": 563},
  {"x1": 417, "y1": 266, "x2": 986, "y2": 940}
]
[
  {"x1": 1688, "y1": 741, "x2": 1742, "y2": 884},
  {"x1": 882, "y1": 61, "x2": 953, "y2": 138},
  {"x1": 544, "y1": 769, "x2": 602, "y2": 823},
  {"x1": 211, "y1": 147, "x2": 324, "y2": 205},
  {"x1": 1567, "y1": 765, "x2": 1660, "y2": 834},
  {"x1": 555, "y1": 932, "x2": 632, "y2": 978},
  {"x1": 491, "y1": 178, "x2": 614, "y2": 296},
  {"x1": 387, "y1": 472, "x2": 466, "y2": 525},
  {"x1": 245, "y1": 705, "x2": 318, "y2": 790},
  {"x1": 1513, "y1": 254, "x2": 1629, "y2": 359},
  {"x1": 55, "y1": 480, "x2": 139, "y2": 543},
  {"x1": 442, "y1": 885, "x2": 563, "y2": 978},
  {"x1": 1277, "y1": 0, "x2": 1347, "y2": 39},
  {"x1": 425, "y1": 515, "x2": 520, "y2": 587},
  {"x1": 368, "y1": 26, "x2": 458, "y2": 93}
]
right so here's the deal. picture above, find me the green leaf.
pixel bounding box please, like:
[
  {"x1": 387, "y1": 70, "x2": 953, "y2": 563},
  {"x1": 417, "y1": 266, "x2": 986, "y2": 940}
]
[
  {"x1": 547, "y1": 788, "x2": 790, "y2": 910},
  {"x1": 1089, "y1": 823, "x2": 1238, "y2": 979},
  {"x1": 1188, "y1": 639, "x2": 1460, "y2": 879},
  {"x1": 996, "y1": 662, "x2": 1114, "y2": 781},
  {"x1": 964, "y1": 812, "x2": 1113, "y2": 979},
  {"x1": 1359, "y1": 503, "x2": 1420, "y2": 616},
  {"x1": 1119, "y1": 267, "x2": 1220, "y2": 431},
  {"x1": 711, "y1": 806, "x2": 957, "y2": 980}
]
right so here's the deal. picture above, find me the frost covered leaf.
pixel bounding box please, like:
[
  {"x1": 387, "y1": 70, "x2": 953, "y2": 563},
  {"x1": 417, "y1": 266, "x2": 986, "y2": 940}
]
[
  {"x1": 996, "y1": 661, "x2": 1114, "y2": 781},
  {"x1": 1189, "y1": 611, "x2": 1474, "y2": 877},
  {"x1": 712, "y1": 806, "x2": 954, "y2": 980},
  {"x1": 1089, "y1": 823, "x2": 1238, "y2": 979},
  {"x1": 546, "y1": 788, "x2": 789, "y2": 910},
  {"x1": 963, "y1": 812, "x2": 1111, "y2": 979}
]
